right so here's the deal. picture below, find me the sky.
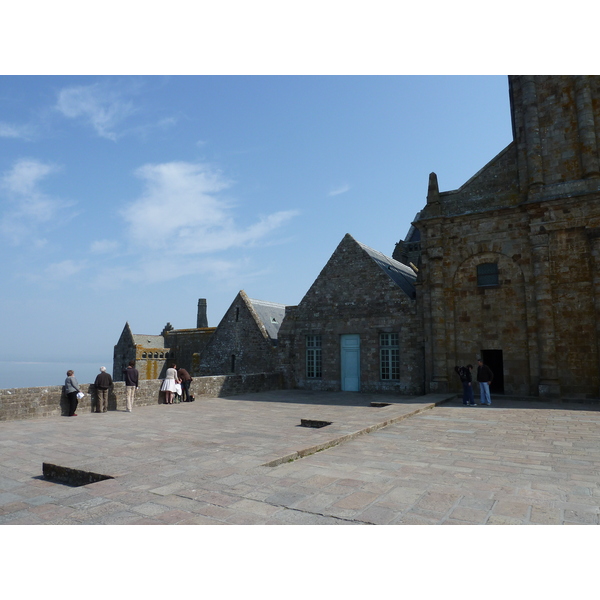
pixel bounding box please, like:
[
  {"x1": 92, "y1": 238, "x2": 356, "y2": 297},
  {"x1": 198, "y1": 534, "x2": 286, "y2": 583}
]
[{"x1": 0, "y1": 74, "x2": 514, "y2": 388}]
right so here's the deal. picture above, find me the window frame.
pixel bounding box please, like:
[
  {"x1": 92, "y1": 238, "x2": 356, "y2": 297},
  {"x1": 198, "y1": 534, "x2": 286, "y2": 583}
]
[
  {"x1": 306, "y1": 335, "x2": 322, "y2": 378},
  {"x1": 477, "y1": 262, "x2": 499, "y2": 287},
  {"x1": 380, "y1": 332, "x2": 400, "y2": 381}
]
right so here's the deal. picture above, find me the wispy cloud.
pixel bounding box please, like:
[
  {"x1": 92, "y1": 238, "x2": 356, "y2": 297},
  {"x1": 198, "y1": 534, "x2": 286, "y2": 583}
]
[
  {"x1": 90, "y1": 239, "x2": 120, "y2": 254},
  {"x1": 0, "y1": 158, "x2": 71, "y2": 245},
  {"x1": 55, "y1": 82, "x2": 136, "y2": 141},
  {"x1": 123, "y1": 161, "x2": 298, "y2": 256},
  {"x1": 328, "y1": 183, "x2": 350, "y2": 197},
  {"x1": 44, "y1": 259, "x2": 87, "y2": 280},
  {"x1": 92, "y1": 161, "x2": 300, "y2": 286},
  {"x1": 0, "y1": 121, "x2": 33, "y2": 140}
]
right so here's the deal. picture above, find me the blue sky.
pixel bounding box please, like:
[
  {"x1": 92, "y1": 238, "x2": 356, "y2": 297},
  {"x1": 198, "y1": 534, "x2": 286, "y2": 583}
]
[{"x1": 0, "y1": 75, "x2": 513, "y2": 388}]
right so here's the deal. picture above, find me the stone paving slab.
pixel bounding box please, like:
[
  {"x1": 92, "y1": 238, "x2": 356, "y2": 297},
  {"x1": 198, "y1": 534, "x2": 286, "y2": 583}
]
[{"x1": 1, "y1": 390, "x2": 600, "y2": 524}]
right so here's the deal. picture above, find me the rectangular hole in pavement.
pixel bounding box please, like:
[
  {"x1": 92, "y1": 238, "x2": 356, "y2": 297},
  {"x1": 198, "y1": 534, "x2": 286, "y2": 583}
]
[
  {"x1": 300, "y1": 419, "x2": 332, "y2": 429},
  {"x1": 42, "y1": 462, "x2": 114, "y2": 487},
  {"x1": 370, "y1": 402, "x2": 391, "y2": 407}
]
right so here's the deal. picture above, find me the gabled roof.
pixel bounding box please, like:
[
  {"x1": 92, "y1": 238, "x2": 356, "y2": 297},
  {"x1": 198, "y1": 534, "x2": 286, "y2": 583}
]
[
  {"x1": 357, "y1": 239, "x2": 417, "y2": 298},
  {"x1": 248, "y1": 298, "x2": 287, "y2": 340}
]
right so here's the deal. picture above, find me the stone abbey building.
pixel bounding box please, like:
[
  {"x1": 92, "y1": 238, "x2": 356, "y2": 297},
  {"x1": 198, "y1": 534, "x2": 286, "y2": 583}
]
[
  {"x1": 397, "y1": 75, "x2": 600, "y2": 399},
  {"x1": 114, "y1": 76, "x2": 600, "y2": 400}
]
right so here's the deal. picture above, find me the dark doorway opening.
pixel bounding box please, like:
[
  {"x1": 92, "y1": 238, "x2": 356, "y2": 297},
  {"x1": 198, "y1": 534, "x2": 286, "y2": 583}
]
[{"x1": 481, "y1": 349, "x2": 504, "y2": 394}]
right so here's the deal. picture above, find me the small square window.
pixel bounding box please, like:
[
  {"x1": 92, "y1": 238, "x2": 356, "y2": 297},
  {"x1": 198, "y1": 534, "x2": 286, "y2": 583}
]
[{"x1": 477, "y1": 263, "x2": 499, "y2": 287}]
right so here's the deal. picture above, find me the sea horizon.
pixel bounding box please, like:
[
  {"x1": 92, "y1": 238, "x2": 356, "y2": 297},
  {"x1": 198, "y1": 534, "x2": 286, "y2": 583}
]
[{"x1": 0, "y1": 361, "x2": 109, "y2": 390}]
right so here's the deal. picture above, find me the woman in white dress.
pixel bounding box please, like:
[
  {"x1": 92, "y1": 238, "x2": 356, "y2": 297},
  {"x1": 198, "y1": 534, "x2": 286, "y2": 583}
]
[{"x1": 161, "y1": 363, "x2": 180, "y2": 404}]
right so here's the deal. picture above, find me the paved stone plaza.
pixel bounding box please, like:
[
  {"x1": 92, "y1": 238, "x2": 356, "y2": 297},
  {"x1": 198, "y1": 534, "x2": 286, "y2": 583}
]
[{"x1": 1, "y1": 390, "x2": 599, "y2": 525}]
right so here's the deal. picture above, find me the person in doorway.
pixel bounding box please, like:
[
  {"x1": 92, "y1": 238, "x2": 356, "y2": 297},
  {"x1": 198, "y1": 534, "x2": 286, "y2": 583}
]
[
  {"x1": 64, "y1": 370, "x2": 81, "y2": 417},
  {"x1": 455, "y1": 364, "x2": 476, "y2": 406},
  {"x1": 123, "y1": 360, "x2": 139, "y2": 412},
  {"x1": 177, "y1": 366, "x2": 193, "y2": 402},
  {"x1": 94, "y1": 366, "x2": 113, "y2": 413},
  {"x1": 161, "y1": 363, "x2": 180, "y2": 404},
  {"x1": 477, "y1": 359, "x2": 494, "y2": 405}
]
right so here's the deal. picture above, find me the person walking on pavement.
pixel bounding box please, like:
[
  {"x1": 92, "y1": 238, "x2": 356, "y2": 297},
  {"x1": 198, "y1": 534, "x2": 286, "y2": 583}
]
[
  {"x1": 94, "y1": 366, "x2": 113, "y2": 413},
  {"x1": 123, "y1": 360, "x2": 139, "y2": 412},
  {"x1": 477, "y1": 358, "x2": 493, "y2": 405}
]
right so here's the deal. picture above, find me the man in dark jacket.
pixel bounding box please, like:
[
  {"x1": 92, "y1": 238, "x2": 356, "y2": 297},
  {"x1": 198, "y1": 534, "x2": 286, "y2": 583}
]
[
  {"x1": 477, "y1": 359, "x2": 494, "y2": 405},
  {"x1": 123, "y1": 361, "x2": 139, "y2": 412},
  {"x1": 177, "y1": 367, "x2": 193, "y2": 402},
  {"x1": 455, "y1": 364, "x2": 475, "y2": 406},
  {"x1": 94, "y1": 366, "x2": 113, "y2": 413}
]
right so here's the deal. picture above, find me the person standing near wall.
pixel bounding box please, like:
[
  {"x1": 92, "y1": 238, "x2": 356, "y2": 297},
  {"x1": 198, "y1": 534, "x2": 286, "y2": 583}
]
[
  {"x1": 177, "y1": 366, "x2": 193, "y2": 402},
  {"x1": 64, "y1": 370, "x2": 81, "y2": 417},
  {"x1": 123, "y1": 360, "x2": 139, "y2": 413},
  {"x1": 455, "y1": 364, "x2": 476, "y2": 406},
  {"x1": 94, "y1": 366, "x2": 113, "y2": 413},
  {"x1": 161, "y1": 363, "x2": 180, "y2": 404},
  {"x1": 477, "y1": 359, "x2": 494, "y2": 406}
]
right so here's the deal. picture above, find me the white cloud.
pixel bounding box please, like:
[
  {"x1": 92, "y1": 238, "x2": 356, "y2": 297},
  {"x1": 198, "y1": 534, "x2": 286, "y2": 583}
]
[
  {"x1": 56, "y1": 82, "x2": 136, "y2": 140},
  {"x1": 90, "y1": 239, "x2": 120, "y2": 254},
  {"x1": 328, "y1": 183, "x2": 350, "y2": 197},
  {"x1": 44, "y1": 259, "x2": 87, "y2": 280},
  {"x1": 0, "y1": 159, "x2": 71, "y2": 244},
  {"x1": 122, "y1": 161, "x2": 298, "y2": 256},
  {"x1": 0, "y1": 121, "x2": 33, "y2": 140}
]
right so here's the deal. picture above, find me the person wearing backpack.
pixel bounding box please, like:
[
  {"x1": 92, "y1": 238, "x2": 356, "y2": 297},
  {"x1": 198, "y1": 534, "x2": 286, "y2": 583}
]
[{"x1": 454, "y1": 364, "x2": 475, "y2": 406}]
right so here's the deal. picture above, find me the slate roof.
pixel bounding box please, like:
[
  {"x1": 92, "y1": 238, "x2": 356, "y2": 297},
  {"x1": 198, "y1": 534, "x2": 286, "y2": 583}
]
[
  {"x1": 357, "y1": 240, "x2": 417, "y2": 299},
  {"x1": 248, "y1": 298, "x2": 287, "y2": 341},
  {"x1": 132, "y1": 334, "x2": 168, "y2": 349}
]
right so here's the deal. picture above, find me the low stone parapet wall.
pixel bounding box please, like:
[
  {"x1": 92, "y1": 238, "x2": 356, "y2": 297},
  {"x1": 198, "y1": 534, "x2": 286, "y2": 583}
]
[{"x1": 0, "y1": 372, "x2": 283, "y2": 422}]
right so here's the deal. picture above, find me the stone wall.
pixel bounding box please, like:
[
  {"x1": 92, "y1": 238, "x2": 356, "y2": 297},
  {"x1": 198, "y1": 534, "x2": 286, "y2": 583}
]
[
  {"x1": 278, "y1": 234, "x2": 424, "y2": 395},
  {"x1": 0, "y1": 372, "x2": 283, "y2": 422},
  {"x1": 197, "y1": 292, "x2": 280, "y2": 376}
]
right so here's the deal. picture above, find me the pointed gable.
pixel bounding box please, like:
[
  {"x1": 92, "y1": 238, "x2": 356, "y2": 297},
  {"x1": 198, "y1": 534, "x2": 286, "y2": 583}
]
[{"x1": 299, "y1": 233, "x2": 416, "y2": 309}]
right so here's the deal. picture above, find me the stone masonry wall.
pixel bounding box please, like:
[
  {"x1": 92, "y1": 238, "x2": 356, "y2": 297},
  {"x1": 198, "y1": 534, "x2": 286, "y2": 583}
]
[
  {"x1": 197, "y1": 292, "x2": 279, "y2": 376},
  {"x1": 0, "y1": 372, "x2": 283, "y2": 422},
  {"x1": 417, "y1": 193, "x2": 600, "y2": 398},
  {"x1": 278, "y1": 235, "x2": 424, "y2": 394}
]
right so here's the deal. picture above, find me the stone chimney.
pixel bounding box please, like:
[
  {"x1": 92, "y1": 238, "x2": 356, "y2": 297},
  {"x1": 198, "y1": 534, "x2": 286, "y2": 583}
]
[{"x1": 197, "y1": 298, "x2": 208, "y2": 328}]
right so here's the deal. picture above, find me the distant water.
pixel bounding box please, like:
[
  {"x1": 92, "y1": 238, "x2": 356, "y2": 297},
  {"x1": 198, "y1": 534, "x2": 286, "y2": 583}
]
[{"x1": 0, "y1": 361, "x2": 107, "y2": 390}]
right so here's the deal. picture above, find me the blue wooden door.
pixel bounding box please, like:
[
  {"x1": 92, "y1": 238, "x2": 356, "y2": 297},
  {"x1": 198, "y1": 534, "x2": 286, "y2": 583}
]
[{"x1": 341, "y1": 334, "x2": 360, "y2": 391}]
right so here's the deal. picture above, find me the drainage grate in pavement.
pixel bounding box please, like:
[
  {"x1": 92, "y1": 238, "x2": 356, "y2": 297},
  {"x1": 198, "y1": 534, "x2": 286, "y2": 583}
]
[
  {"x1": 300, "y1": 419, "x2": 332, "y2": 429},
  {"x1": 370, "y1": 402, "x2": 391, "y2": 408},
  {"x1": 42, "y1": 462, "x2": 114, "y2": 487}
]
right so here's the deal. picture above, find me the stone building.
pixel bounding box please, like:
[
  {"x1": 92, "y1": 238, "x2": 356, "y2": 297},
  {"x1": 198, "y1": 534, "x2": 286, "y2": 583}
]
[
  {"x1": 197, "y1": 290, "x2": 286, "y2": 376},
  {"x1": 278, "y1": 234, "x2": 423, "y2": 394},
  {"x1": 113, "y1": 299, "x2": 215, "y2": 381},
  {"x1": 400, "y1": 75, "x2": 600, "y2": 399}
]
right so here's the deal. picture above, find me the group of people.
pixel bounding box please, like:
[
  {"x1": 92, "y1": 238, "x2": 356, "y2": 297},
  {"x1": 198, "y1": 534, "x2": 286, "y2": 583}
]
[
  {"x1": 454, "y1": 359, "x2": 494, "y2": 407},
  {"x1": 160, "y1": 363, "x2": 194, "y2": 404},
  {"x1": 62, "y1": 361, "x2": 194, "y2": 416}
]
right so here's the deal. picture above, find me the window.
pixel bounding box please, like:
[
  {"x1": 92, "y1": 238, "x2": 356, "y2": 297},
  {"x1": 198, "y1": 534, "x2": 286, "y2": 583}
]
[
  {"x1": 306, "y1": 335, "x2": 322, "y2": 378},
  {"x1": 477, "y1": 263, "x2": 499, "y2": 287},
  {"x1": 380, "y1": 333, "x2": 399, "y2": 380},
  {"x1": 231, "y1": 354, "x2": 236, "y2": 373}
]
